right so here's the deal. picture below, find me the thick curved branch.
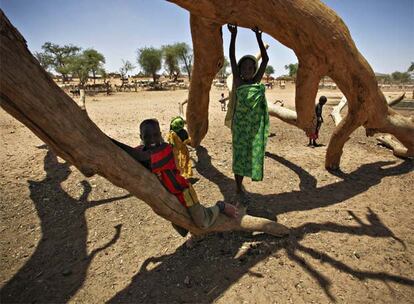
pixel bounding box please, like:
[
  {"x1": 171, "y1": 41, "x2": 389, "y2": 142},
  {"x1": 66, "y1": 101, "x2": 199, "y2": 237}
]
[
  {"x1": 186, "y1": 14, "x2": 224, "y2": 146},
  {"x1": 0, "y1": 10, "x2": 288, "y2": 237},
  {"x1": 169, "y1": 0, "x2": 414, "y2": 168},
  {"x1": 326, "y1": 113, "x2": 362, "y2": 170}
]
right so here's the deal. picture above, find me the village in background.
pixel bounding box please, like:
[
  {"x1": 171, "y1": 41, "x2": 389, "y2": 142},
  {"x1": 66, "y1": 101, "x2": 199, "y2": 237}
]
[{"x1": 36, "y1": 41, "x2": 414, "y2": 101}]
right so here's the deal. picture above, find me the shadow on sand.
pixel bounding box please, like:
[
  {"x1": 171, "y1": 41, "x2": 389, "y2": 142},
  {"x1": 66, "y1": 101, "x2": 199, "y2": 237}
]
[
  {"x1": 107, "y1": 147, "x2": 413, "y2": 303},
  {"x1": 1, "y1": 147, "x2": 131, "y2": 303}
]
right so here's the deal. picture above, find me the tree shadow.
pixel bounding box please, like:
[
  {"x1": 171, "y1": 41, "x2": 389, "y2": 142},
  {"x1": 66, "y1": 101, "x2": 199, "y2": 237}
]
[
  {"x1": 108, "y1": 147, "x2": 413, "y2": 303},
  {"x1": 109, "y1": 208, "x2": 413, "y2": 303},
  {"x1": 195, "y1": 146, "x2": 413, "y2": 219},
  {"x1": 1, "y1": 148, "x2": 131, "y2": 303}
]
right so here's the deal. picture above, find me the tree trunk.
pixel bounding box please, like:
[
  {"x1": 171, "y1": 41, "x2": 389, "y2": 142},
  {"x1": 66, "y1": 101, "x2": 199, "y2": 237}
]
[
  {"x1": 168, "y1": 0, "x2": 414, "y2": 167},
  {"x1": 182, "y1": 56, "x2": 191, "y2": 80},
  {"x1": 0, "y1": 10, "x2": 288, "y2": 237},
  {"x1": 79, "y1": 89, "x2": 86, "y2": 110}
]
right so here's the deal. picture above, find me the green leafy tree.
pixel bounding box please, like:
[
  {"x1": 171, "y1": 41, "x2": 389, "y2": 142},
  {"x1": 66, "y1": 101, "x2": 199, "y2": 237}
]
[
  {"x1": 119, "y1": 59, "x2": 136, "y2": 79},
  {"x1": 217, "y1": 56, "x2": 230, "y2": 79},
  {"x1": 34, "y1": 51, "x2": 53, "y2": 72},
  {"x1": 99, "y1": 67, "x2": 108, "y2": 83},
  {"x1": 391, "y1": 71, "x2": 411, "y2": 83},
  {"x1": 37, "y1": 42, "x2": 81, "y2": 82},
  {"x1": 137, "y1": 47, "x2": 162, "y2": 83},
  {"x1": 67, "y1": 49, "x2": 106, "y2": 87},
  {"x1": 408, "y1": 62, "x2": 414, "y2": 73},
  {"x1": 174, "y1": 42, "x2": 193, "y2": 80},
  {"x1": 284, "y1": 63, "x2": 298, "y2": 80},
  {"x1": 265, "y1": 65, "x2": 275, "y2": 81},
  {"x1": 82, "y1": 49, "x2": 105, "y2": 84},
  {"x1": 68, "y1": 54, "x2": 90, "y2": 87},
  {"x1": 162, "y1": 45, "x2": 181, "y2": 81}
]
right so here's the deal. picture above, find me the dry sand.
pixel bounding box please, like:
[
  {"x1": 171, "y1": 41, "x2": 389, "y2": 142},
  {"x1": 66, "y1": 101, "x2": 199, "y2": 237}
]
[{"x1": 1, "y1": 86, "x2": 413, "y2": 303}]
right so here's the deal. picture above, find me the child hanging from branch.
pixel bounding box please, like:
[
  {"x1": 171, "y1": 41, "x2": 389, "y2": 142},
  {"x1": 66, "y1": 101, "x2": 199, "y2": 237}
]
[{"x1": 227, "y1": 24, "x2": 270, "y2": 206}]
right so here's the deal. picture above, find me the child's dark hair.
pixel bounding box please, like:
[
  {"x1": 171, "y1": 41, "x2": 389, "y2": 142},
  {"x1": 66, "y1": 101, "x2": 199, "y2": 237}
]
[
  {"x1": 139, "y1": 119, "x2": 159, "y2": 133},
  {"x1": 319, "y1": 96, "x2": 327, "y2": 104},
  {"x1": 221, "y1": 93, "x2": 224, "y2": 97}
]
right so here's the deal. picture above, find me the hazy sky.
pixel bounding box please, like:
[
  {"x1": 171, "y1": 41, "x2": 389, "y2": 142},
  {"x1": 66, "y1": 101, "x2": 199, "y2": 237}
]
[{"x1": 1, "y1": 0, "x2": 413, "y2": 76}]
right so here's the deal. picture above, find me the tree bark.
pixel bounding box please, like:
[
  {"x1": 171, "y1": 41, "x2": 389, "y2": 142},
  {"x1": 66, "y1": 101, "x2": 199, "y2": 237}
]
[
  {"x1": 168, "y1": 0, "x2": 414, "y2": 167},
  {"x1": 185, "y1": 14, "x2": 224, "y2": 145},
  {"x1": 0, "y1": 10, "x2": 288, "y2": 237}
]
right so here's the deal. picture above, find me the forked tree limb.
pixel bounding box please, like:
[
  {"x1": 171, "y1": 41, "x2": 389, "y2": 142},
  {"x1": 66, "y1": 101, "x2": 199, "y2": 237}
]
[
  {"x1": 330, "y1": 94, "x2": 406, "y2": 126},
  {"x1": 168, "y1": 0, "x2": 414, "y2": 168},
  {"x1": 376, "y1": 135, "x2": 412, "y2": 159},
  {"x1": 0, "y1": 10, "x2": 288, "y2": 237},
  {"x1": 330, "y1": 96, "x2": 348, "y2": 127},
  {"x1": 329, "y1": 94, "x2": 412, "y2": 159}
]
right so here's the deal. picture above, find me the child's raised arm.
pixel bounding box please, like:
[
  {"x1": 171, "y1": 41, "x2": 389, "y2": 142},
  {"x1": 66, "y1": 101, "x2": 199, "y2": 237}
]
[
  {"x1": 227, "y1": 24, "x2": 240, "y2": 85},
  {"x1": 252, "y1": 27, "x2": 269, "y2": 83}
]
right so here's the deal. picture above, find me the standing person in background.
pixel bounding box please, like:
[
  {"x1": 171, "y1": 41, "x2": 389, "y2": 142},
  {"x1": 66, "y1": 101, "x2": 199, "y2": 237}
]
[{"x1": 308, "y1": 96, "x2": 327, "y2": 147}]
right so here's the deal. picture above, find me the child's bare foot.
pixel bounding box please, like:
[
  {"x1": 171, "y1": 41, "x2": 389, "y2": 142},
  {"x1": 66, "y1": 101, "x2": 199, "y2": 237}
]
[{"x1": 223, "y1": 202, "x2": 239, "y2": 218}]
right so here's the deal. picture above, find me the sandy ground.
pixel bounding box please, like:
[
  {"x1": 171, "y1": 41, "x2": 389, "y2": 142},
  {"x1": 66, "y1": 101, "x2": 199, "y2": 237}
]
[{"x1": 1, "y1": 86, "x2": 413, "y2": 304}]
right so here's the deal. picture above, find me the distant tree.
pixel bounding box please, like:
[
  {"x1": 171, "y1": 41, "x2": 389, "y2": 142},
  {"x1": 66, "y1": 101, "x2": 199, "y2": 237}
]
[
  {"x1": 68, "y1": 54, "x2": 90, "y2": 87},
  {"x1": 119, "y1": 60, "x2": 136, "y2": 79},
  {"x1": 137, "y1": 47, "x2": 162, "y2": 83},
  {"x1": 162, "y1": 44, "x2": 181, "y2": 81},
  {"x1": 66, "y1": 49, "x2": 106, "y2": 87},
  {"x1": 82, "y1": 49, "x2": 105, "y2": 84},
  {"x1": 37, "y1": 42, "x2": 81, "y2": 82},
  {"x1": 174, "y1": 42, "x2": 193, "y2": 80},
  {"x1": 217, "y1": 56, "x2": 230, "y2": 79},
  {"x1": 408, "y1": 62, "x2": 414, "y2": 73},
  {"x1": 97, "y1": 67, "x2": 108, "y2": 84},
  {"x1": 284, "y1": 63, "x2": 298, "y2": 79},
  {"x1": 265, "y1": 65, "x2": 275, "y2": 81},
  {"x1": 34, "y1": 51, "x2": 53, "y2": 72},
  {"x1": 391, "y1": 71, "x2": 411, "y2": 83}
]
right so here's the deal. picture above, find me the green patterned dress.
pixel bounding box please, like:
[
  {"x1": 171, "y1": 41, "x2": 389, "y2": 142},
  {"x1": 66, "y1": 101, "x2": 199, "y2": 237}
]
[{"x1": 232, "y1": 83, "x2": 269, "y2": 181}]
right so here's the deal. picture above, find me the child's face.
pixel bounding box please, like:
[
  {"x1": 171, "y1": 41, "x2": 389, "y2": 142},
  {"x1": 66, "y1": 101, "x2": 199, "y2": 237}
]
[
  {"x1": 240, "y1": 59, "x2": 256, "y2": 81},
  {"x1": 140, "y1": 124, "x2": 162, "y2": 147}
]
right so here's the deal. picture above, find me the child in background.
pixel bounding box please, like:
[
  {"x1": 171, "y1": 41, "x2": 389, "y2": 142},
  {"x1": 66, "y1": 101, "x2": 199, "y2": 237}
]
[
  {"x1": 308, "y1": 96, "x2": 327, "y2": 147},
  {"x1": 110, "y1": 119, "x2": 238, "y2": 238},
  {"x1": 166, "y1": 116, "x2": 193, "y2": 179},
  {"x1": 219, "y1": 93, "x2": 229, "y2": 111},
  {"x1": 227, "y1": 24, "x2": 269, "y2": 206}
]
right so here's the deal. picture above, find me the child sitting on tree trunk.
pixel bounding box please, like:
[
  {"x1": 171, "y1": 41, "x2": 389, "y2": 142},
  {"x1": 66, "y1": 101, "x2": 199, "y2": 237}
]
[
  {"x1": 227, "y1": 24, "x2": 270, "y2": 206},
  {"x1": 308, "y1": 96, "x2": 327, "y2": 147},
  {"x1": 109, "y1": 119, "x2": 238, "y2": 241},
  {"x1": 166, "y1": 116, "x2": 193, "y2": 179}
]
